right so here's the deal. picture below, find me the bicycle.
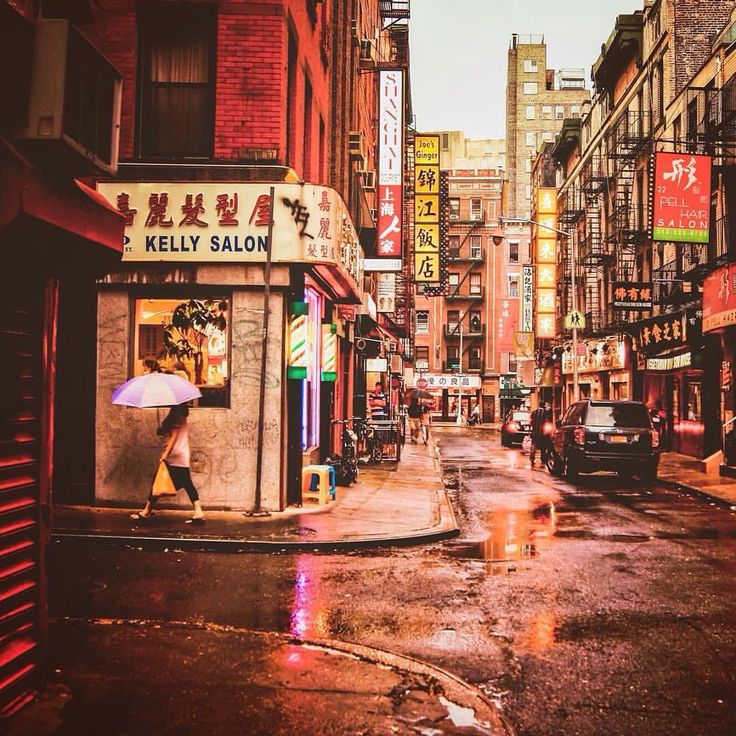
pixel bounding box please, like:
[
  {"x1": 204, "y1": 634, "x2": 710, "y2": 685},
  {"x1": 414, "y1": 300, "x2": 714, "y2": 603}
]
[
  {"x1": 353, "y1": 416, "x2": 384, "y2": 464},
  {"x1": 326, "y1": 419, "x2": 359, "y2": 485}
]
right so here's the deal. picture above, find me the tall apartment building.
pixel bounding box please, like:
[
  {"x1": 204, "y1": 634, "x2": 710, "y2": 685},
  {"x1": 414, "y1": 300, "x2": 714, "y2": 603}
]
[
  {"x1": 435, "y1": 131, "x2": 506, "y2": 171},
  {"x1": 506, "y1": 35, "x2": 590, "y2": 219}
]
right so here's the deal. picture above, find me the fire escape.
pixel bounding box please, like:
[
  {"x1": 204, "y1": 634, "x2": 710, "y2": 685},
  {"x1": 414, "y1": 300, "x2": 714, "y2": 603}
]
[
  {"x1": 606, "y1": 108, "x2": 651, "y2": 325},
  {"x1": 579, "y1": 153, "x2": 612, "y2": 334}
]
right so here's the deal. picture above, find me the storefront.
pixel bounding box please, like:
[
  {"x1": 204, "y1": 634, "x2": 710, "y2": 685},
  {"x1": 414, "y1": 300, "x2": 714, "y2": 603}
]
[
  {"x1": 95, "y1": 182, "x2": 363, "y2": 511},
  {"x1": 412, "y1": 373, "x2": 482, "y2": 421},
  {"x1": 561, "y1": 336, "x2": 631, "y2": 406},
  {"x1": 703, "y1": 263, "x2": 736, "y2": 461}
]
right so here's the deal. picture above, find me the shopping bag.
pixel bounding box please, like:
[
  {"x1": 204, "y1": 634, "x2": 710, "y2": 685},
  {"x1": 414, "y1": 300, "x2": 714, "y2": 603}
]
[
  {"x1": 152, "y1": 461, "x2": 177, "y2": 497},
  {"x1": 522, "y1": 435, "x2": 532, "y2": 453}
]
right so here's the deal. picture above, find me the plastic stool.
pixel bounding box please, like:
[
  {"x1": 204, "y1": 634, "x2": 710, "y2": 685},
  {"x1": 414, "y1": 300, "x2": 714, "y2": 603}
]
[{"x1": 301, "y1": 465, "x2": 332, "y2": 505}]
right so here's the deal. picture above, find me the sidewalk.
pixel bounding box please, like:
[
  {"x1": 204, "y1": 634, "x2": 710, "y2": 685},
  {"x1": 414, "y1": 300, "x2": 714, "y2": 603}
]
[
  {"x1": 52, "y1": 440, "x2": 458, "y2": 551},
  {"x1": 658, "y1": 451, "x2": 736, "y2": 508}
]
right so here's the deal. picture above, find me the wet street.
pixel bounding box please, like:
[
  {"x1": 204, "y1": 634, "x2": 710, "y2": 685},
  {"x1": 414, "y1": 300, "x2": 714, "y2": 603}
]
[{"x1": 43, "y1": 426, "x2": 736, "y2": 735}]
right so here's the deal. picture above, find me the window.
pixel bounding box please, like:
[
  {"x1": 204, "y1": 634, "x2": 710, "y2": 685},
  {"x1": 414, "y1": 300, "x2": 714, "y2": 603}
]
[
  {"x1": 468, "y1": 346, "x2": 482, "y2": 371},
  {"x1": 541, "y1": 130, "x2": 554, "y2": 142},
  {"x1": 508, "y1": 353, "x2": 518, "y2": 376},
  {"x1": 541, "y1": 105, "x2": 552, "y2": 120},
  {"x1": 469, "y1": 311, "x2": 481, "y2": 333},
  {"x1": 415, "y1": 346, "x2": 429, "y2": 370},
  {"x1": 508, "y1": 240, "x2": 519, "y2": 262},
  {"x1": 525, "y1": 158, "x2": 532, "y2": 173},
  {"x1": 449, "y1": 273, "x2": 459, "y2": 287},
  {"x1": 449, "y1": 198, "x2": 460, "y2": 220},
  {"x1": 133, "y1": 297, "x2": 230, "y2": 407},
  {"x1": 523, "y1": 59, "x2": 538, "y2": 73},
  {"x1": 470, "y1": 273, "x2": 482, "y2": 295},
  {"x1": 555, "y1": 105, "x2": 565, "y2": 120},
  {"x1": 507, "y1": 275, "x2": 519, "y2": 298},
  {"x1": 523, "y1": 82, "x2": 538, "y2": 95},
  {"x1": 441, "y1": 132, "x2": 450, "y2": 150},
  {"x1": 525, "y1": 105, "x2": 535, "y2": 120},
  {"x1": 139, "y1": 3, "x2": 216, "y2": 158},
  {"x1": 416, "y1": 311, "x2": 429, "y2": 334},
  {"x1": 447, "y1": 346, "x2": 459, "y2": 369},
  {"x1": 470, "y1": 235, "x2": 482, "y2": 259},
  {"x1": 525, "y1": 184, "x2": 532, "y2": 199},
  {"x1": 447, "y1": 310, "x2": 460, "y2": 333},
  {"x1": 470, "y1": 198, "x2": 483, "y2": 221},
  {"x1": 570, "y1": 104, "x2": 581, "y2": 117},
  {"x1": 525, "y1": 131, "x2": 536, "y2": 147},
  {"x1": 687, "y1": 382, "x2": 702, "y2": 422},
  {"x1": 448, "y1": 235, "x2": 460, "y2": 259}
]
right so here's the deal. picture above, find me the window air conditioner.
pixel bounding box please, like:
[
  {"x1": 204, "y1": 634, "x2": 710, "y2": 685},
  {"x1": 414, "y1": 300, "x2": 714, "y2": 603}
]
[
  {"x1": 348, "y1": 131, "x2": 366, "y2": 163},
  {"x1": 14, "y1": 19, "x2": 122, "y2": 174},
  {"x1": 359, "y1": 169, "x2": 376, "y2": 191}
]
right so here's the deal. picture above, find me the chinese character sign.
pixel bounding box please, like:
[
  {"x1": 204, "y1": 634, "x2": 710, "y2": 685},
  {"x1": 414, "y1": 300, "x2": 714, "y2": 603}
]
[
  {"x1": 652, "y1": 152, "x2": 712, "y2": 243},
  {"x1": 636, "y1": 311, "x2": 688, "y2": 357},
  {"x1": 413, "y1": 134, "x2": 442, "y2": 283},
  {"x1": 532, "y1": 188, "x2": 558, "y2": 340},
  {"x1": 703, "y1": 263, "x2": 736, "y2": 332},
  {"x1": 521, "y1": 265, "x2": 534, "y2": 332},
  {"x1": 378, "y1": 70, "x2": 404, "y2": 258},
  {"x1": 612, "y1": 281, "x2": 653, "y2": 311}
]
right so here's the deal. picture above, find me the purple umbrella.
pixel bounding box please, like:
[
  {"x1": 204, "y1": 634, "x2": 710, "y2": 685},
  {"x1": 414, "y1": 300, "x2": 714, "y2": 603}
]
[{"x1": 111, "y1": 373, "x2": 202, "y2": 408}]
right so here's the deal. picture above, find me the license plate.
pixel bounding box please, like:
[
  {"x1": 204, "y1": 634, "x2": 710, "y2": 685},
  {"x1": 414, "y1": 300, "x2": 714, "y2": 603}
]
[{"x1": 610, "y1": 435, "x2": 628, "y2": 444}]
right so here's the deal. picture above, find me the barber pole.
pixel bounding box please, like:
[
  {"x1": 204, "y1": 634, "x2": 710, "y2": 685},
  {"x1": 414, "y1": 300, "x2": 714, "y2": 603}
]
[
  {"x1": 321, "y1": 323, "x2": 337, "y2": 382},
  {"x1": 288, "y1": 303, "x2": 309, "y2": 380}
]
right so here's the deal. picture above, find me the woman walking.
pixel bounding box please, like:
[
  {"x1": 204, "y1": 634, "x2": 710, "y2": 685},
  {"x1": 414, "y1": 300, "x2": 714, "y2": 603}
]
[{"x1": 131, "y1": 404, "x2": 205, "y2": 524}]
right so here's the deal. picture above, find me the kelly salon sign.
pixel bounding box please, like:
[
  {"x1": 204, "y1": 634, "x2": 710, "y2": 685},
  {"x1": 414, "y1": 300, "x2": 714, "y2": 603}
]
[
  {"x1": 377, "y1": 70, "x2": 404, "y2": 258},
  {"x1": 703, "y1": 263, "x2": 736, "y2": 332},
  {"x1": 652, "y1": 152, "x2": 712, "y2": 243},
  {"x1": 97, "y1": 182, "x2": 363, "y2": 282}
]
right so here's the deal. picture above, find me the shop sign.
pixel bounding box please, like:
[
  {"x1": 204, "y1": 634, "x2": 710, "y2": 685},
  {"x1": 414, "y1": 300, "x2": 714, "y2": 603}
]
[
  {"x1": 521, "y1": 265, "x2": 534, "y2": 332},
  {"x1": 652, "y1": 152, "x2": 712, "y2": 243},
  {"x1": 376, "y1": 273, "x2": 396, "y2": 313},
  {"x1": 337, "y1": 304, "x2": 357, "y2": 322},
  {"x1": 562, "y1": 337, "x2": 626, "y2": 374},
  {"x1": 613, "y1": 281, "x2": 653, "y2": 310},
  {"x1": 363, "y1": 258, "x2": 402, "y2": 272},
  {"x1": 378, "y1": 70, "x2": 404, "y2": 258},
  {"x1": 366, "y1": 358, "x2": 388, "y2": 372},
  {"x1": 646, "y1": 352, "x2": 692, "y2": 371},
  {"x1": 515, "y1": 331, "x2": 534, "y2": 359},
  {"x1": 532, "y1": 189, "x2": 558, "y2": 340},
  {"x1": 98, "y1": 182, "x2": 363, "y2": 283},
  {"x1": 418, "y1": 373, "x2": 481, "y2": 389},
  {"x1": 413, "y1": 134, "x2": 442, "y2": 283},
  {"x1": 636, "y1": 311, "x2": 688, "y2": 357},
  {"x1": 703, "y1": 263, "x2": 736, "y2": 332}
]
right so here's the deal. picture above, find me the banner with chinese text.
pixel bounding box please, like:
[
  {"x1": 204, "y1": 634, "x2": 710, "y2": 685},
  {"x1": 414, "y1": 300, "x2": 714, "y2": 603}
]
[
  {"x1": 636, "y1": 311, "x2": 688, "y2": 357},
  {"x1": 533, "y1": 188, "x2": 558, "y2": 339},
  {"x1": 652, "y1": 152, "x2": 712, "y2": 243},
  {"x1": 613, "y1": 281, "x2": 653, "y2": 310},
  {"x1": 378, "y1": 70, "x2": 404, "y2": 257},
  {"x1": 413, "y1": 134, "x2": 441, "y2": 283}
]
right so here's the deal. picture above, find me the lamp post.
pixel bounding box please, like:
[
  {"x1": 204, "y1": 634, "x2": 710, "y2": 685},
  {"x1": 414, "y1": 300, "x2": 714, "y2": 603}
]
[
  {"x1": 457, "y1": 314, "x2": 464, "y2": 426},
  {"x1": 499, "y1": 217, "x2": 580, "y2": 403}
]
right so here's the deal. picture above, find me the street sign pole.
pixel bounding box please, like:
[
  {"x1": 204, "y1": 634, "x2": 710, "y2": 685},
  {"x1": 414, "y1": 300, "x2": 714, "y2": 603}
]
[
  {"x1": 456, "y1": 318, "x2": 464, "y2": 426},
  {"x1": 570, "y1": 230, "x2": 580, "y2": 402}
]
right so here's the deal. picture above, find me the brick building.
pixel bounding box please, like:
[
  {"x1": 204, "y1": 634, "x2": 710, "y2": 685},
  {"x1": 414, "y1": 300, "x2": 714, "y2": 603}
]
[
  {"x1": 542, "y1": 0, "x2": 735, "y2": 460},
  {"x1": 412, "y1": 150, "x2": 514, "y2": 421}
]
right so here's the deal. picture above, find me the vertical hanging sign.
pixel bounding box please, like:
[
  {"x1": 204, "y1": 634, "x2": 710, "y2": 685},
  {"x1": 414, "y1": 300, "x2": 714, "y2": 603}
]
[
  {"x1": 534, "y1": 188, "x2": 558, "y2": 339},
  {"x1": 413, "y1": 134, "x2": 441, "y2": 283},
  {"x1": 378, "y1": 70, "x2": 404, "y2": 258}
]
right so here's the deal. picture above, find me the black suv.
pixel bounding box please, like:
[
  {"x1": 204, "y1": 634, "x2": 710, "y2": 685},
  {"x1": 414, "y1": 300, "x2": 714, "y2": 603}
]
[{"x1": 549, "y1": 399, "x2": 660, "y2": 481}]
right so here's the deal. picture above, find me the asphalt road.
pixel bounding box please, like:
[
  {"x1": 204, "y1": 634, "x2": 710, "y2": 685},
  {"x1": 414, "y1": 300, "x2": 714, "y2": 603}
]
[{"x1": 15, "y1": 427, "x2": 736, "y2": 735}]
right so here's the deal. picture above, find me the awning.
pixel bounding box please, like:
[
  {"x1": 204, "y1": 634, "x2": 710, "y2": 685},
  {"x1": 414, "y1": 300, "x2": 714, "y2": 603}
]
[{"x1": 0, "y1": 139, "x2": 124, "y2": 252}]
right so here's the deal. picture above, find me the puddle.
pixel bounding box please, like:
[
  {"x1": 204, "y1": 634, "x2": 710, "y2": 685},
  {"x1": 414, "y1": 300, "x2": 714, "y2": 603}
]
[{"x1": 438, "y1": 696, "x2": 495, "y2": 734}]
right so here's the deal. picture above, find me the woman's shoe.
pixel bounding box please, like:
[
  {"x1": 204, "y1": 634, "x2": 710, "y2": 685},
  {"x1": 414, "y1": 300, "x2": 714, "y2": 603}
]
[
  {"x1": 185, "y1": 517, "x2": 206, "y2": 525},
  {"x1": 130, "y1": 511, "x2": 152, "y2": 522}
]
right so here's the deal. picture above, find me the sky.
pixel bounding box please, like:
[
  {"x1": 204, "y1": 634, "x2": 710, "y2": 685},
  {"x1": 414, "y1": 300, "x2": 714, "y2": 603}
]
[{"x1": 410, "y1": 0, "x2": 641, "y2": 139}]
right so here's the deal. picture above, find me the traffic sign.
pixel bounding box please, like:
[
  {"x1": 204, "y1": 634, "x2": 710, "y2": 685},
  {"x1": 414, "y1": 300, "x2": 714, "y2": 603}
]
[
  {"x1": 564, "y1": 310, "x2": 586, "y2": 329},
  {"x1": 416, "y1": 377, "x2": 428, "y2": 389}
]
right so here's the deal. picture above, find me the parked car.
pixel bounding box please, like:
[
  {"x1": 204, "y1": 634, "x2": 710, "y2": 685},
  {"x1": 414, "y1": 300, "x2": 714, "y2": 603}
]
[
  {"x1": 548, "y1": 399, "x2": 660, "y2": 481},
  {"x1": 501, "y1": 410, "x2": 531, "y2": 447}
]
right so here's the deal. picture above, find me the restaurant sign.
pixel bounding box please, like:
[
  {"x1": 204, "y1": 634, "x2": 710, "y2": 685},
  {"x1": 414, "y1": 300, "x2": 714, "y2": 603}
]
[
  {"x1": 652, "y1": 152, "x2": 711, "y2": 243},
  {"x1": 613, "y1": 281, "x2": 653, "y2": 310},
  {"x1": 562, "y1": 337, "x2": 626, "y2": 374},
  {"x1": 636, "y1": 311, "x2": 688, "y2": 357},
  {"x1": 703, "y1": 263, "x2": 736, "y2": 333}
]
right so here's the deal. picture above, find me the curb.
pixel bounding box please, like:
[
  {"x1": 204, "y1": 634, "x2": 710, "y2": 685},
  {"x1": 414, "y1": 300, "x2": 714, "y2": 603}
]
[
  {"x1": 657, "y1": 478, "x2": 736, "y2": 511},
  {"x1": 50, "y1": 524, "x2": 460, "y2": 553}
]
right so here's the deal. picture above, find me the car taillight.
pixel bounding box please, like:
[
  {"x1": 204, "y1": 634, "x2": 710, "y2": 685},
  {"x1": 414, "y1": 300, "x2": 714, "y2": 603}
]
[
  {"x1": 651, "y1": 430, "x2": 659, "y2": 448},
  {"x1": 542, "y1": 421, "x2": 554, "y2": 435},
  {"x1": 507, "y1": 421, "x2": 519, "y2": 432},
  {"x1": 573, "y1": 427, "x2": 585, "y2": 445}
]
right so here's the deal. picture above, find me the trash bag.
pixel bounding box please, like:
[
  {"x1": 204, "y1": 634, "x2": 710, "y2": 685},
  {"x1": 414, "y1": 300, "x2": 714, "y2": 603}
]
[{"x1": 522, "y1": 435, "x2": 532, "y2": 453}]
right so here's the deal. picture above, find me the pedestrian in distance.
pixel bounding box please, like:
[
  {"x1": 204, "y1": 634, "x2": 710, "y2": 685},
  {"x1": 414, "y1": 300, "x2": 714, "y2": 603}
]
[
  {"x1": 468, "y1": 401, "x2": 481, "y2": 426},
  {"x1": 131, "y1": 404, "x2": 206, "y2": 524},
  {"x1": 368, "y1": 382, "x2": 387, "y2": 420},
  {"x1": 407, "y1": 396, "x2": 423, "y2": 443},
  {"x1": 529, "y1": 402, "x2": 552, "y2": 468},
  {"x1": 420, "y1": 402, "x2": 432, "y2": 444}
]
